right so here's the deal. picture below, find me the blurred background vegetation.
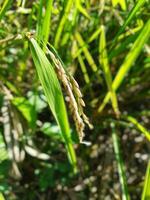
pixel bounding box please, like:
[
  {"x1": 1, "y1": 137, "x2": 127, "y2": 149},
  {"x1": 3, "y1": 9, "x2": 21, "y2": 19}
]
[{"x1": 0, "y1": 0, "x2": 150, "y2": 199}]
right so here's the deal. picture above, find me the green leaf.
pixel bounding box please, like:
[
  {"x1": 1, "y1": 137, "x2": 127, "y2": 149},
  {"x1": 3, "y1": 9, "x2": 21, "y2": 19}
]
[
  {"x1": 99, "y1": 25, "x2": 119, "y2": 116},
  {"x1": 41, "y1": 0, "x2": 53, "y2": 47},
  {"x1": 0, "y1": 193, "x2": 5, "y2": 200},
  {"x1": 112, "y1": 0, "x2": 127, "y2": 10},
  {"x1": 75, "y1": 32, "x2": 97, "y2": 72},
  {"x1": 54, "y1": 0, "x2": 73, "y2": 48},
  {"x1": 0, "y1": 0, "x2": 12, "y2": 21},
  {"x1": 111, "y1": 0, "x2": 146, "y2": 49},
  {"x1": 75, "y1": 0, "x2": 90, "y2": 19},
  {"x1": 11, "y1": 97, "x2": 36, "y2": 128},
  {"x1": 142, "y1": 161, "x2": 150, "y2": 200},
  {"x1": 29, "y1": 38, "x2": 77, "y2": 172},
  {"x1": 124, "y1": 115, "x2": 150, "y2": 142},
  {"x1": 40, "y1": 122, "x2": 62, "y2": 141},
  {"x1": 111, "y1": 123, "x2": 130, "y2": 200},
  {"x1": 98, "y1": 19, "x2": 150, "y2": 112}
]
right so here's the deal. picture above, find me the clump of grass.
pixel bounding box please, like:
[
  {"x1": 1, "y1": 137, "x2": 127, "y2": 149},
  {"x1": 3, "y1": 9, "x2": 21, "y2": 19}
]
[{"x1": 98, "y1": 19, "x2": 150, "y2": 112}]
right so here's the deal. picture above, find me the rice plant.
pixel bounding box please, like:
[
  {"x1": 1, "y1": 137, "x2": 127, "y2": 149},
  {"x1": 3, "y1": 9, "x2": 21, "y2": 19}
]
[{"x1": 0, "y1": 0, "x2": 150, "y2": 199}]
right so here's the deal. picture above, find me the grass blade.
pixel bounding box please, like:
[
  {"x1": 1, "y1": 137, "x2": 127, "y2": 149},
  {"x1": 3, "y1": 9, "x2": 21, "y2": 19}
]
[
  {"x1": 54, "y1": 0, "x2": 73, "y2": 48},
  {"x1": 0, "y1": 0, "x2": 11, "y2": 21},
  {"x1": 75, "y1": 32, "x2": 98, "y2": 72},
  {"x1": 75, "y1": 0, "x2": 90, "y2": 19},
  {"x1": 0, "y1": 193, "x2": 5, "y2": 200},
  {"x1": 78, "y1": 54, "x2": 90, "y2": 84},
  {"x1": 41, "y1": 0, "x2": 53, "y2": 46},
  {"x1": 88, "y1": 28, "x2": 102, "y2": 43},
  {"x1": 75, "y1": 31, "x2": 103, "y2": 83},
  {"x1": 111, "y1": 0, "x2": 146, "y2": 49},
  {"x1": 99, "y1": 25, "x2": 119, "y2": 116},
  {"x1": 36, "y1": 0, "x2": 43, "y2": 40},
  {"x1": 124, "y1": 115, "x2": 150, "y2": 141},
  {"x1": 111, "y1": 122, "x2": 130, "y2": 200},
  {"x1": 141, "y1": 161, "x2": 150, "y2": 200},
  {"x1": 29, "y1": 37, "x2": 77, "y2": 172},
  {"x1": 98, "y1": 19, "x2": 150, "y2": 112},
  {"x1": 112, "y1": 0, "x2": 127, "y2": 10}
]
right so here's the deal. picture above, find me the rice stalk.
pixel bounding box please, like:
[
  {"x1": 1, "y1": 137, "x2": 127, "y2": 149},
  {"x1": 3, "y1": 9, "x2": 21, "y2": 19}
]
[
  {"x1": 47, "y1": 44, "x2": 93, "y2": 143},
  {"x1": 28, "y1": 36, "x2": 77, "y2": 172}
]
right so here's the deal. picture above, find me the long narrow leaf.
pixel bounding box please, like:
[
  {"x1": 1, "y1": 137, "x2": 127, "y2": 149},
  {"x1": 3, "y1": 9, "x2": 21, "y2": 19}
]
[
  {"x1": 124, "y1": 115, "x2": 150, "y2": 141},
  {"x1": 75, "y1": 32, "x2": 97, "y2": 72},
  {"x1": 0, "y1": 193, "x2": 5, "y2": 200},
  {"x1": 41, "y1": 0, "x2": 53, "y2": 46},
  {"x1": 29, "y1": 37, "x2": 77, "y2": 172},
  {"x1": 111, "y1": 0, "x2": 146, "y2": 49},
  {"x1": 75, "y1": 0, "x2": 90, "y2": 19},
  {"x1": 99, "y1": 26, "x2": 119, "y2": 116},
  {"x1": 111, "y1": 122, "x2": 130, "y2": 200},
  {"x1": 36, "y1": 0, "x2": 44, "y2": 40},
  {"x1": 141, "y1": 161, "x2": 150, "y2": 200},
  {"x1": 0, "y1": 0, "x2": 12, "y2": 21},
  {"x1": 98, "y1": 19, "x2": 150, "y2": 112},
  {"x1": 54, "y1": 0, "x2": 73, "y2": 48}
]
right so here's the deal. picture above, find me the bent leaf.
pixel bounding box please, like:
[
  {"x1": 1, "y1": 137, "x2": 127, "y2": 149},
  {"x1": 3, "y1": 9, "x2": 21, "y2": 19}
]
[{"x1": 29, "y1": 37, "x2": 77, "y2": 172}]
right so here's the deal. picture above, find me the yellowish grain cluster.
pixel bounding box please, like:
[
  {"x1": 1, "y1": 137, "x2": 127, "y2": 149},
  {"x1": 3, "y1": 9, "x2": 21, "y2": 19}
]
[{"x1": 48, "y1": 49, "x2": 93, "y2": 142}]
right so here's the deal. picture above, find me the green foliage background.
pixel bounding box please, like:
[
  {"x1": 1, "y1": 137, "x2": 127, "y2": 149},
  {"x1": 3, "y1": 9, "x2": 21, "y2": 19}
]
[{"x1": 0, "y1": 0, "x2": 150, "y2": 199}]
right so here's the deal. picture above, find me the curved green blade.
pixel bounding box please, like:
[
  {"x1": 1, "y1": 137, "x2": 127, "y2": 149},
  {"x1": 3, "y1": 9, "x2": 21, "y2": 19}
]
[{"x1": 29, "y1": 38, "x2": 77, "y2": 172}]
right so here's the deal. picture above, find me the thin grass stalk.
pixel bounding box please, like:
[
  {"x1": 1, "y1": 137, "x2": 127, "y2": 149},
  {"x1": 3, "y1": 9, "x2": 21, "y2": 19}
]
[
  {"x1": 123, "y1": 115, "x2": 150, "y2": 141},
  {"x1": 98, "y1": 19, "x2": 150, "y2": 112},
  {"x1": 75, "y1": 31, "x2": 98, "y2": 72},
  {"x1": 73, "y1": 28, "x2": 102, "y2": 59},
  {"x1": 141, "y1": 160, "x2": 150, "y2": 200},
  {"x1": 99, "y1": 25, "x2": 119, "y2": 116},
  {"x1": 41, "y1": 0, "x2": 53, "y2": 47},
  {"x1": 111, "y1": 122, "x2": 130, "y2": 200},
  {"x1": 0, "y1": 0, "x2": 12, "y2": 20},
  {"x1": 78, "y1": 54, "x2": 90, "y2": 84},
  {"x1": 88, "y1": 28, "x2": 102, "y2": 43},
  {"x1": 75, "y1": 0, "x2": 90, "y2": 19},
  {"x1": 54, "y1": 0, "x2": 73, "y2": 48},
  {"x1": 36, "y1": 0, "x2": 43, "y2": 40}
]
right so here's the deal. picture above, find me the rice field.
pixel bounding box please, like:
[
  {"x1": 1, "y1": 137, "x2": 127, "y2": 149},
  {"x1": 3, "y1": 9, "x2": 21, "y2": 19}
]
[{"x1": 0, "y1": 0, "x2": 150, "y2": 199}]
